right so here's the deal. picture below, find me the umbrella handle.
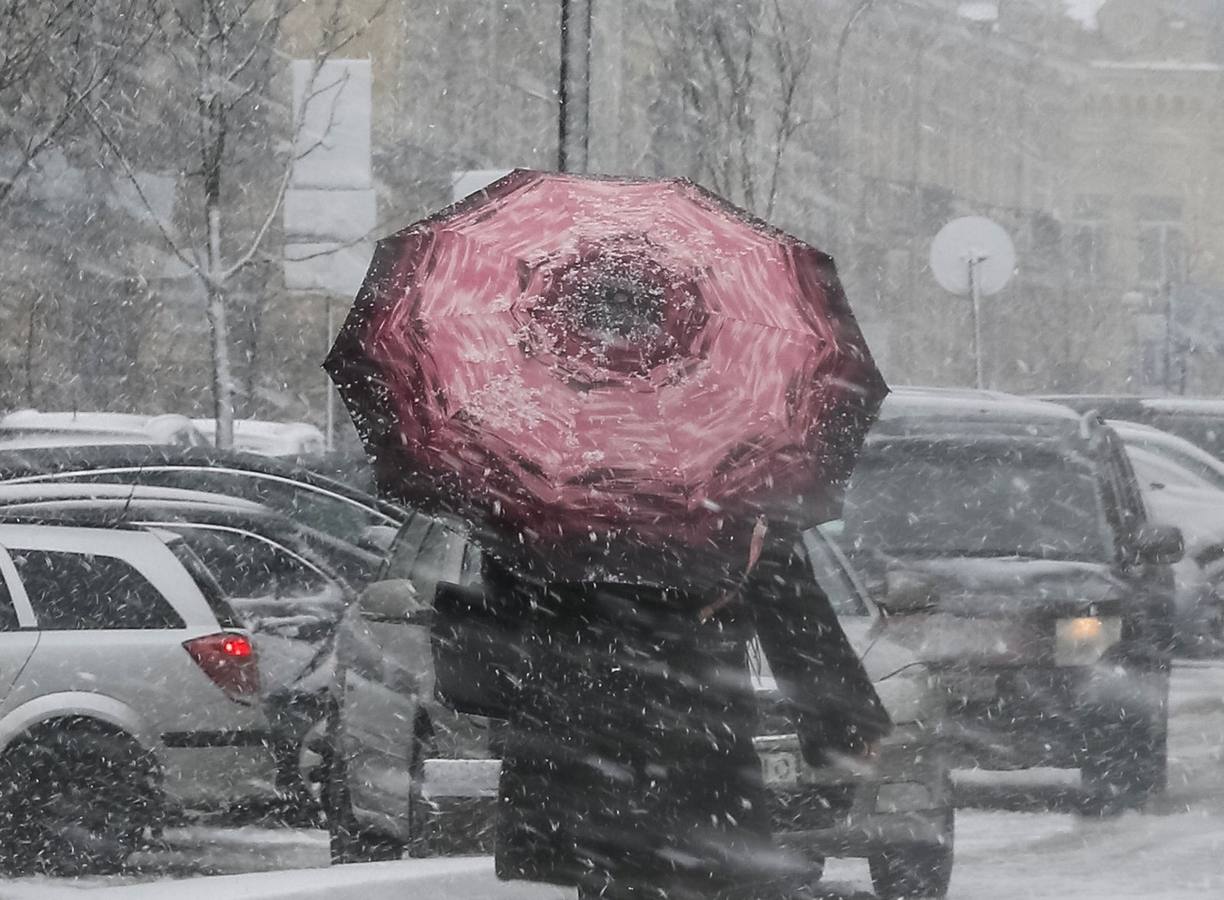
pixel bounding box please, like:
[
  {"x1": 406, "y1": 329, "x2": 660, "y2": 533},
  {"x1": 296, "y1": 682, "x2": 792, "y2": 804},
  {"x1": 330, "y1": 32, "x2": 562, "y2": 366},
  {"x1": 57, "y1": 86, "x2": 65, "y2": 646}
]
[{"x1": 698, "y1": 516, "x2": 769, "y2": 622}]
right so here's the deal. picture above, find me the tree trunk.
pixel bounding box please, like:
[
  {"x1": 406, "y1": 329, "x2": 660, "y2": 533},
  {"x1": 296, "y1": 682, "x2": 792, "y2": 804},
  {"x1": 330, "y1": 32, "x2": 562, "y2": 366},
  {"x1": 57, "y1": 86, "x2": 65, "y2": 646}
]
[{"x1": 206, "y1": 204, "x2": 235, "y2": 449}]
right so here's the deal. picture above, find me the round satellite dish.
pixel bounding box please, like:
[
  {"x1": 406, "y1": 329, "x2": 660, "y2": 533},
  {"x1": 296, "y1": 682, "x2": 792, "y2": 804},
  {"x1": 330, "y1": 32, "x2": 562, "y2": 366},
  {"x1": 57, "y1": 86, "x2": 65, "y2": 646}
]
[{"x1": 929, "y1": 216, "x2": 1016, "y2": 297}]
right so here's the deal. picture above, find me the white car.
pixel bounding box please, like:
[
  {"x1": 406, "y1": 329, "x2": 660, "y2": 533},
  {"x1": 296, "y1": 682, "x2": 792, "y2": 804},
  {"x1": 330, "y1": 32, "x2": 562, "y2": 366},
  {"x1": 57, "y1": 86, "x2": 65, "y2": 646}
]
[
  {"x1": 324, "y1": 517, "x2": 953, "y2": 900},
  {"x1": 0, "y1": 521, "x2": 276, "y2": 875},
  {"x1": 192, "y1": 419, "x2": 326, "y2": 458},
  {"x1": 0, "y1": 410, "x2": 207, "y2": 450},
  {"x1": 1109, "y1": 419, "x2": 1224, "y2": 495},
  {"x1": 1109, "y1": 421, "x2": 1224, "y2": 651}
]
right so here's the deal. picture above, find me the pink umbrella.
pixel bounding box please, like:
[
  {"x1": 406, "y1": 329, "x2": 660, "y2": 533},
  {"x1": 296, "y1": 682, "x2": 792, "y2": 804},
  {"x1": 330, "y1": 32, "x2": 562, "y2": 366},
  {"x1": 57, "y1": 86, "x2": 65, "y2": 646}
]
[{"x1": 325, "y1": 170, "x2": 886, "y2": 581}]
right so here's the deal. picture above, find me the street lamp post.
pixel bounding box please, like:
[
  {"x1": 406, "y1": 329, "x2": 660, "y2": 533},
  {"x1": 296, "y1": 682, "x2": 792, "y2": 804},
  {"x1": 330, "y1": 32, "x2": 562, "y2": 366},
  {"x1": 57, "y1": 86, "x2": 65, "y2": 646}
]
[{"x1": 558, "y1": 0, "x2": 593, "y2": 173}]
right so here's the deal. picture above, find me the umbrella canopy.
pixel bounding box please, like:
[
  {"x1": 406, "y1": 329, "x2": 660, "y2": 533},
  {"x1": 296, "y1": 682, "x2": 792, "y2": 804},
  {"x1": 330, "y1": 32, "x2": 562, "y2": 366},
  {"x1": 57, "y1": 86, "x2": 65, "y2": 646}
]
[{"x1": 325, "y1": 170, "x2": 886, "y2": 581}]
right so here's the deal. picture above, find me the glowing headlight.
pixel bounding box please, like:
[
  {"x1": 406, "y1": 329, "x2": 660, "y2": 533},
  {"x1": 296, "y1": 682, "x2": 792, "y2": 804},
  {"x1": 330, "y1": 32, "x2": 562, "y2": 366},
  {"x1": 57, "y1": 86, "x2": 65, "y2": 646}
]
[{"x1": 1054, "y1": 616, "x2": 1122, "y2": 666}]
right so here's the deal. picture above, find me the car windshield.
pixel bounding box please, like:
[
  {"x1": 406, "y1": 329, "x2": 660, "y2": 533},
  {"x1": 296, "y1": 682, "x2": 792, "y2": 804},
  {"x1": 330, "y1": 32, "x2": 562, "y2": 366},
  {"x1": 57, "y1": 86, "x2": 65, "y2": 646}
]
[{"x1": 845, "y1": 441, "x2": 1110, "y2": 561}]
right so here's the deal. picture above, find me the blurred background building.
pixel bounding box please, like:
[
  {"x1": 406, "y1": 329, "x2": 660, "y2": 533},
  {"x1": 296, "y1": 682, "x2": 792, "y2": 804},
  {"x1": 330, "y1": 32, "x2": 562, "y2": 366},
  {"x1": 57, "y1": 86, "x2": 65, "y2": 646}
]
[{"x1": 3, "y1": 0, "x2": 1223, "y2": 439}]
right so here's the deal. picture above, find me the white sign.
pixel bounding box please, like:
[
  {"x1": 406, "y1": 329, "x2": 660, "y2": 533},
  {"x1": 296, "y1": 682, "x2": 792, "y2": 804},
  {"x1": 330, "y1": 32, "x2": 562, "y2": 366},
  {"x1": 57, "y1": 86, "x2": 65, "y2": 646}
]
[
  {"x1": 929, "y1": 216, "x2": 1016, "y2": 297},
  {"x1": 292, "y1": 59, "x2": 372, "y2": 190},
  {"x1": 283, "y1": 188, "x2": 376, "y2": 243},
  {"x1": 452, "y1": 169, "x2": 515, "y2": 203},
  {"x1": 284, "y1": 241, "x2": 373, "y2": 297}
]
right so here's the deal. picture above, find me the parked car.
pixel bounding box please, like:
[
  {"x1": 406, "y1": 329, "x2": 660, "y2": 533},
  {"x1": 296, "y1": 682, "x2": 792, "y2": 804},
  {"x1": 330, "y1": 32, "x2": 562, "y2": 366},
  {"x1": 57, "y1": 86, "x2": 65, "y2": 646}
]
[
  {"x1": 1039, "y1": 395, "x2": 1224, "y2": 463},
  {"x1": 192, "y1": 418, "x2": 327, "y2": 459},
  {"x1": 840, "y1": 387, "x2": 1180, "y2": 810},
  {"x1": 0, "y1": 410, "x2": 207, "y2": 450},
  {"x1": 324, "y1": 514, "x2": 954, "y2": 899},
  {"x1": 0, "y1": 486, "x2": 379, "y2": 818},
  {"x1": 1107, "y1": 419, "x2": 1224, "y2": 494},
  {"x1": 0, "y1": 444, "x2": 407, "y2": 545},
  {"x1": 837, "y1": 386, "x2": 1179, "y2": 808},
  {"x1": 0, "y1": 519, "x2": 275, "y2": 874}
]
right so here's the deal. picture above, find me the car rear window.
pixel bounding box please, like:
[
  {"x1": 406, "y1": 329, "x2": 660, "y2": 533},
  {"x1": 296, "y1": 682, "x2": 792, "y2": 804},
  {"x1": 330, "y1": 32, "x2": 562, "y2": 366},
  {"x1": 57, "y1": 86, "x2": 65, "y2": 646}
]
[
  {"x1": 12, "y1": 549, "x2": 185, "y2": 630},
  {"x1": 166, "y1": 539, "x2": 242, "y2": 630}
]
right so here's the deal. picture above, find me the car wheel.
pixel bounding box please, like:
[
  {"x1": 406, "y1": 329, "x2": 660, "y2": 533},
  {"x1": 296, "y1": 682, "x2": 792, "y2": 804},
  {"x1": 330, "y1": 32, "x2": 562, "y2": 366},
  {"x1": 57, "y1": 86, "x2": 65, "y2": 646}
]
[
  {"x1": 0, "y1": 728, "x2": 158, "y2": 876},
  {"x1": 324, "y1": 715, "x2": 406, "y2": 864},
  {"x1": 868, "y1": 807, "x2": 954, "y2": 899},
  {"x1": 1081, "y1": 707, "x2": 1168, "y2": 813}
]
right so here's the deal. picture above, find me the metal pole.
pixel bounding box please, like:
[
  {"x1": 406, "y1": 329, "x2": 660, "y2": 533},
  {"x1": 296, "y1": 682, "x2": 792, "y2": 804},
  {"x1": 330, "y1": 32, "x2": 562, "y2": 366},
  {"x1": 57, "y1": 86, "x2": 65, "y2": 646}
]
[
  {"x1": 1163, "y1": 279, "x2": 1174, "y2": 394},
  {"x1": 558, "y1": 0, "x2": 592, "y2": 173},
  {"x1": 325, "y1": 296, "x2": 336, "y2": 453},
  {"x1": 558, "y1": 0, "x2": 570, "y2": 171},
  {"x1": 969, "y1": 257, "x2": 984, "y2": 390}
]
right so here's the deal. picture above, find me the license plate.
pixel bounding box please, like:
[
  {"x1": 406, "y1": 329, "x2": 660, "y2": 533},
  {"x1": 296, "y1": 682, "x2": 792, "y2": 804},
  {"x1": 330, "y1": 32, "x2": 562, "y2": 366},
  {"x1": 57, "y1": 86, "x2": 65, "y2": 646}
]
[{"x1": 760, "y1": 750, "x2": 802, "y2": 787}]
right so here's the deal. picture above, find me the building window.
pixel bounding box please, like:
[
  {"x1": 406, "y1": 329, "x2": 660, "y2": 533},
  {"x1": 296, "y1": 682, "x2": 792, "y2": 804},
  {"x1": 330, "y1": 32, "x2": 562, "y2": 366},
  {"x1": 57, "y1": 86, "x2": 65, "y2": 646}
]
[
  {"x1": 1135, "y1": 195, "x2": 1186, "y2": 287},
  {"x1": 1069, "y1": 222, "x2": 1105, "y2": 282}
]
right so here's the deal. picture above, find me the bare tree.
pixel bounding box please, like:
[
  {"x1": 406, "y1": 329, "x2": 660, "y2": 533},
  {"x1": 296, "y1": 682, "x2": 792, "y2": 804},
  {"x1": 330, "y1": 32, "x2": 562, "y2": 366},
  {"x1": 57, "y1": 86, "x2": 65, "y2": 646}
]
[
  {"x1": 655, "y1": 0, "x2": 813, "y2": 219},
  {"x1": 0, "y1": 0, "x2": 154, "y2": 206},
  {"x1": 85, "y1": 0, "x2": 386, "y2": 448}
]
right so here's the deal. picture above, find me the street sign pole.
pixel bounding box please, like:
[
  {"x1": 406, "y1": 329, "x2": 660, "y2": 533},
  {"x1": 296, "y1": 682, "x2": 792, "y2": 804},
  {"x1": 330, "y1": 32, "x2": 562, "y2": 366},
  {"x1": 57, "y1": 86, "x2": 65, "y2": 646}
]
[
  {"x1": 969, "y1": 255, "x2": 984, "y2": 390},
  {"x1": 930, "y1": 217, "x2": 1015, "y2": 391},
  {"x1": 325, "y1": 297, "x2": 336, "y2": 452}
]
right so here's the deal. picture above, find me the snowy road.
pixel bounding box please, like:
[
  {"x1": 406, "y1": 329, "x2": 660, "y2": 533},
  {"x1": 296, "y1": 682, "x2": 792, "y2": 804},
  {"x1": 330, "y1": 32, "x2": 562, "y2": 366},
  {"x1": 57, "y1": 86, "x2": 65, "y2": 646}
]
[{"x1": 4, "y1": 662, "x2": 1223, "y2": 899}]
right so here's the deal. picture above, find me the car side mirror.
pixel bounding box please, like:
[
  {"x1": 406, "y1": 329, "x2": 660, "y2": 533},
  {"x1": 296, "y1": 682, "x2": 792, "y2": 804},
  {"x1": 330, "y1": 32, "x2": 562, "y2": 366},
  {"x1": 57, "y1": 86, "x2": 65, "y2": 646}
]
[
  {"x1": 357, "y1": 579, "x2": 428, "y2": 623},
  {"x1": 1133, "y1": 523, "x2": 1183, "y2": 565},
  {"x1": 358, "y1": 525, "x2": 397, "y2": 555},
  {"x1": 879, "y1": 568, "x2": 941, "y2": 615}
]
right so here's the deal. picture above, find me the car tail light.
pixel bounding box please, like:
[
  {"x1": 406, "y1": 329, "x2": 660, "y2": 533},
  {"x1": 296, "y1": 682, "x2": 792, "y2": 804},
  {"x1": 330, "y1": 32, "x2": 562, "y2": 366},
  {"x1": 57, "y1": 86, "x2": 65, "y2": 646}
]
[{"x1": 183, "y1": 632, "x2": 259, "y2": 701}]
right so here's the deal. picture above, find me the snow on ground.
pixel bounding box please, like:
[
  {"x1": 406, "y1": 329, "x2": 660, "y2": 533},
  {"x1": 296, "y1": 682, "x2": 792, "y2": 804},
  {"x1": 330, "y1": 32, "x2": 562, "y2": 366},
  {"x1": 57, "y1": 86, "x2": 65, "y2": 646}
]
[{"x1": 4, "y1": 662, "x2": 1224, "y2": 899}]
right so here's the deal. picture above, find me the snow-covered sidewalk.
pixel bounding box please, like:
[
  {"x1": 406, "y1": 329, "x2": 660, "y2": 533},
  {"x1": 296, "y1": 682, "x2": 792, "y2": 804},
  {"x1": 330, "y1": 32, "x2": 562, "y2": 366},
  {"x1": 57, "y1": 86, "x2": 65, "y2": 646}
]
[{"x1": 0, "y1": 857, "x2": 571, "y2": 900}]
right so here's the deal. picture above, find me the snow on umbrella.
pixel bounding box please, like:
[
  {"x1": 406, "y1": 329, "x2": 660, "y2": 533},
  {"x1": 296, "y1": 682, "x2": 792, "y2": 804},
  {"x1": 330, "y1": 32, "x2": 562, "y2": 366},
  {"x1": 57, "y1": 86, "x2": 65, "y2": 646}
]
[{"x1": 325, "y1": 170, "x2": 886, "y2": 581}]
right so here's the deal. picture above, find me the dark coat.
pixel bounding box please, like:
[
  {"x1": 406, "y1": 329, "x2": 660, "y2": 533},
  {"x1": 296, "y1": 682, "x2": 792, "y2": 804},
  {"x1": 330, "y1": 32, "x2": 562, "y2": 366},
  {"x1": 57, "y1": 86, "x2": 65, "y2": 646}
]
[{"x1": 438, "y1": 536, "x2": 890, "y2": 897}]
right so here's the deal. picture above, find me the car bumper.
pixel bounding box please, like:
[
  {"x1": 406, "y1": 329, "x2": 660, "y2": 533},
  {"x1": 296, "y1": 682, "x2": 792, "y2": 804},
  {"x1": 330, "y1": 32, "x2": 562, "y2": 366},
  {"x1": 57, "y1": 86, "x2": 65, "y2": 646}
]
[{"x1": 936, "y1": 663, "x2": 1166, "y2": 768}]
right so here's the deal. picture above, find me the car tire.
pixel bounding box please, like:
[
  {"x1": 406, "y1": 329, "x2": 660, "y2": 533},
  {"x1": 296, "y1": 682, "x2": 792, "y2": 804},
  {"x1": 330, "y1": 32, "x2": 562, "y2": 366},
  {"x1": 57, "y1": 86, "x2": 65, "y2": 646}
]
[
  {"x1": 0, "y1": 728, "x2": 158, "y2": 876},
  {"x1": 1081, "y1": 704, "x2": 1168, "y2": 813},
  {"x1": 868, "y1": 807, "x2": 954, "y2": 899},
  {"x1": 324, "y1": 715, "x2": 406, "y2": 865}
]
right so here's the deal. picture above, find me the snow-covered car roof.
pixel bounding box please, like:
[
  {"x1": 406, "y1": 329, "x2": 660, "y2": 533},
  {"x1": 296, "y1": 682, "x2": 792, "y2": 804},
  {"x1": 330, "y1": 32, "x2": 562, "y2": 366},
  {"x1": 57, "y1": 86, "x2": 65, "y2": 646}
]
[
  {"x1": 872, "y1": 386, "x2": 1084, "y2": 441},
  {"x1": 0, "y1": 481, "x2": 265, "y2": 511},
  {"x1": 191, "y1": 418, "x2": 326, "y2": 457},
  {"x1": 0, "y1": 410, "x2": 207, "y2": 449}
]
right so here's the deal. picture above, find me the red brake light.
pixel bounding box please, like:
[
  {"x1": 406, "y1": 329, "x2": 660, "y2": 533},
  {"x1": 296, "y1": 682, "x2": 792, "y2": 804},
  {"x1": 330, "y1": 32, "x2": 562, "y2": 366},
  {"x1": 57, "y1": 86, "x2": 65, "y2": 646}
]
[
  {"x1": 184, "y1": 632, "x2": 259, "y2": 701},
  {"x1": 221, "y1": 635, "x2": 253, "y2": 657}
]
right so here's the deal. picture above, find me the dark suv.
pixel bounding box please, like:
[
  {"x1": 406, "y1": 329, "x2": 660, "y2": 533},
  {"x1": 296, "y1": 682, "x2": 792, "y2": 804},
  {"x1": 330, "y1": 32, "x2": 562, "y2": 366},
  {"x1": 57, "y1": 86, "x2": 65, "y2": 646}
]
[{"x1": 840, "y1": 387, "x2": 1182, "y2": 809}]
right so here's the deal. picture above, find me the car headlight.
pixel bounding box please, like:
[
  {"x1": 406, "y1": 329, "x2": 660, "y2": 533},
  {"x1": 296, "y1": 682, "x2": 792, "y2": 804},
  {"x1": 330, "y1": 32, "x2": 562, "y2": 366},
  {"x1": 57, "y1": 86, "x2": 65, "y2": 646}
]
[{"x1": 1054, "y1": 616, "x2": 1122, "y2": 666}]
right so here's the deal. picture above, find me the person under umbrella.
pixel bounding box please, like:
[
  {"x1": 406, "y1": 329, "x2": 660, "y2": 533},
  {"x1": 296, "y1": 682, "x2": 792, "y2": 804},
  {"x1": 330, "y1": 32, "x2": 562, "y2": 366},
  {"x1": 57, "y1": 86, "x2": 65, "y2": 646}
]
[
  {"x1": 474, "y1": 527, "x2": 890, "y2": 900},
  {"x1": 325, "y1": 170, "x2": 892, "y2": 898}
]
